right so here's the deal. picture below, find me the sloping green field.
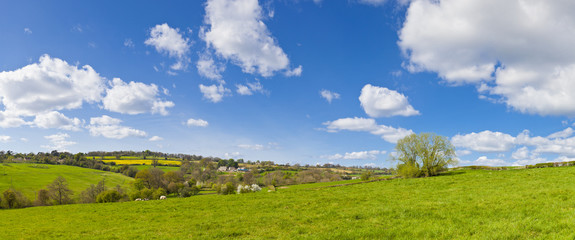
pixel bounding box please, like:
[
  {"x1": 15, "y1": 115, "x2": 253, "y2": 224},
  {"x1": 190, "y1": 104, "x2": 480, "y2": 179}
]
[
  {"x1": 0, "y1": 164, "x2": 133, "y2": 199},
  {"x1": 2, "y1": 167, "x2": 575, "y2": 239}
]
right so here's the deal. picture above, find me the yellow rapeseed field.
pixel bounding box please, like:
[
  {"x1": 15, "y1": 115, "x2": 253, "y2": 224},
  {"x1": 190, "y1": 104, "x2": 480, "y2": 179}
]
[{"x1": 102, "y1": 159, "x2": 181, "y2": 166}]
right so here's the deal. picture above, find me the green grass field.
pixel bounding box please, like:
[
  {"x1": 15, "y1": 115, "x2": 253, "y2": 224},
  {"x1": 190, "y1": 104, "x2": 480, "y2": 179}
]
[
  {"x1": 0, "y1": 164, "x2": 133, "y2": 199},
  {"x1": 2, "y1": 166, "x2": 575, "y2": 239}
]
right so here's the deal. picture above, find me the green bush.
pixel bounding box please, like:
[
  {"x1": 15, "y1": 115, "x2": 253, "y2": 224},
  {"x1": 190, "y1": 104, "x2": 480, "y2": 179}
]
[
  {"x1": 360, "y1": 171, "x2": 373, "y2": 181},
  {"x1": 152, "y1": 188, "x2": 167, "y2": 200},
  {"x1": 140, "y1": 188, "x2": 153, "y2": 200},
  {"x1": 96, "y1": 190, "x2": 122, "y2": 203},
  {"x1": 2, "y1": 189, "x2": 30, "y2": 209},
  {"x1": 397, "y1": 162, "x2": 422, "y2": 178}
]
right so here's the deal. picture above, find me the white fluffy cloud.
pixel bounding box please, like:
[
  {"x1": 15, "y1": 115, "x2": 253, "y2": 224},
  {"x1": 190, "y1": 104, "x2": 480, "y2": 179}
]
[
  {"x1": 145, "y1": 23, "x2": 191, "y2": 71},
  {"x1": 451, "y1": 131, "x2": 516, "y2": 153},
  {"x1": 103, "y1": 78, "x2": 174, "y2": 115},
  {"x1": 33, "y1": 111, "x2": 83, "y2": 131},
  {"x1": 0, "y1": 55, "x2": 175, "y2": 131},
  {"x1": 511, "y1": 146, "x2": 530, "y2": 160},
  {"x1": 473, "y1": 156, "x2": 508, "y2": 167},
  {"x1": 320, "y1": 90, "x2": 340, "y2": 103},
  {"x1": 42, "y1": 133, "x2": 76, "y2": 151},
  {"x1": 149, "y1": 136, "x2": 163, "y2": 141},
  {"x1": 201, "y1": 0, "x2": 298, "y2": 77},
  {"x1": 323, "y1": 150, "x2": 386, "y2": 160},
  {"x1": 323, "y1": 117, "x2": 414, "y2": 143},
  {"x1": 547, "y1": 127, "x2": 575, "y2": 139},
  {"x1": 0, "y1": 55, "x2": 104, "y2": 116},
  {"x1": 359, "y1": 84, "x2": 419, "y2": 118},
  {"x1": 186, "y1": 118, "x2": 209, "y2": 127},
  {"x1": 196, "y1": 54, "x2": 225, "y2": 81},
  {"x1": 88, "y1": 115, "x2": 147, "y2": 139},
  {"x1": 199, "y1": 84, "x2": 231, "y2": 103},
  {"x1": 399, "y1": 0, "x2": 575, "y2": 116},
  {"x1": 0, "y1": 135, "x2": 11, "y2": 142},
  {"x1": 236, "y1": 81, "x2": 265, "y2": 96}
]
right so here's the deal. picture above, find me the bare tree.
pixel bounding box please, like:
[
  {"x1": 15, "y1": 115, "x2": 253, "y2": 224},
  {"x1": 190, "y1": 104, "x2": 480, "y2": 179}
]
[{"x1": 47, "y1": 176, "x2": 73, "y2": 205}]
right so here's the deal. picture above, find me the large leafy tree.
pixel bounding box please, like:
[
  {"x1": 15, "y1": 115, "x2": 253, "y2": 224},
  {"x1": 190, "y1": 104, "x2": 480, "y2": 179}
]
[{"x1": 394, "y1": 133, "x2": 457, "y2": 178}]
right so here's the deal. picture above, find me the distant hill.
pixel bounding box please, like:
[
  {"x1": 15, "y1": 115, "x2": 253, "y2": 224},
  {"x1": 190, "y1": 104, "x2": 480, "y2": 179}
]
[{"x1": 0, "y1": 163, "x2": 133, "y2": 199}]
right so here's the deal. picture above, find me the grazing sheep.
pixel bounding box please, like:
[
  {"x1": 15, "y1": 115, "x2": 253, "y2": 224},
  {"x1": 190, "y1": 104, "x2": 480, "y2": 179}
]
[
  {"x1": 159, "y1": 195, "x2": 167, "y2": 200},
  {"x1": 135, "y1": 198, "x2": 142, "y2": 201}
]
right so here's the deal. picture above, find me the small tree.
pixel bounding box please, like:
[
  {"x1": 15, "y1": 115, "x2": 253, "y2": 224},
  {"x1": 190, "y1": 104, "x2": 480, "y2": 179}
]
[
  {"x1": 393, "y1": 133, "x2": 457, "y2": 178},
  {"x1": 34, "y1": 189, "x2": 51, "y2": 206},
  {"x1": 47, "y1": 176, "x2": 74, "y2": 205}
]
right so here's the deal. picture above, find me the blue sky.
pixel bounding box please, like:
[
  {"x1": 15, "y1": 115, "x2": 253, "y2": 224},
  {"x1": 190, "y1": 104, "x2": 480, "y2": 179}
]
[{"x1": 1, "y1": 0, "x2": 575, "y2": 167}]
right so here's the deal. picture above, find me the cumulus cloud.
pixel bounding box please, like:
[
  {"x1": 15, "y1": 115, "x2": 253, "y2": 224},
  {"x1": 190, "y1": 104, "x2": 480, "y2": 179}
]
[
  {"x1": 452, "y1": 131, "x2": 516, "y2": 153},
  {"x1": 0, "y1": 55, "x2": 176, "y2": 130},
  {"x1": 236, "y1": 81, "x2": 265, "y2": 96},
  {"x1": 0, "y1": 54, "x2": 104, "y2": 117},
  {"x1": 399, "y1": 0, "x2": 575, "y2": 116},
  {"x1": 103, "y1": 78, "x2": 174, "y2": 115},
  {"x1": 88, "y1": 115, "x2": 147, "y2": 139},
  {"x1": 149, "y1": 136, "x2": 163, "y2": 141},
  {"x1": 323, "y1": 150, "x2": 386, "y2": 160},
  {"x1": 0, "y1": 135, "x2": 11, "y2": 142},
  {"x1": 199, "y1": 84, "x2": 231, "y2": 103},
  {"x1": 323, "y1": 117, "x2": 413, "y2": 143},
  {"x1": 145, "y1": 23, "x2": 191, "y2": 71},
  {"x1": 454, "y1": 128, "x2": 575, "y2": 165},
  {"x1": 196, "y1": 54, "x2": 225, "y2": 81},
  {"x1": 320, "y1": 90, "x2": 340, "y2": 103},
  {"x1": 0, "y1": 112, "x2": 26, "y2": 128},
  {"x1": 33, "y1": 111, "x2": 83, "y2": 131},
  {"x1": 359, "y1": 84, "x2": 419, "y2": 118},
  {"x1": 201, "y1": 0, "x2": 299, "y2": 77},
  {"x1": 547, "y1": 127, "x2": 575, "y2": 139},
  {"x1": 42, "y1": 133, "x2": 76, "y2": 151},
  {"x1": 473, "y1": 156, "x2": 508, "y2": 167},
  {"x1": 224, "y1": 152, "x2": 242, "y2": 158},
  {"x1": 186, "y1": 118, "x2": 209, "y2": 127},
  {"x1": 512, "y1": 147, "x2": 530, "y2": 160}
]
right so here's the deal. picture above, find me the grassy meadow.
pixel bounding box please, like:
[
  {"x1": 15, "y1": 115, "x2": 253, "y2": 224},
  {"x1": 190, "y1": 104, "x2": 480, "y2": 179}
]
[
  {"x1": 2, "y1": 166, "x2": 575, "y2": 239},
  {"x1": 0, "y1": 163, "x2": 133, "y2": 199}
]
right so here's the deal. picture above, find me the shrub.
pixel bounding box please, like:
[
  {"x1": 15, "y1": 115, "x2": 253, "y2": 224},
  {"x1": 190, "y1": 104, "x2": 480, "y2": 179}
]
[
  {"x1": 237, "y1": 184, "x2": 262, "y2": 194},
  {"x1": 34, "y1": 189, "x2": 51, "y2": 206},
  {"x1": 360, "y1": 171, "x2": 373, "y2": 181},
  {"x1": 140, "y1": 188, "x2": 153, "y2": 200},
  {"x1": 2, "y1": 189, "x2": 30, "y2": 209},
  {"x1": 96, "y1": 190, "x2": 122, "y2": 203},
  {"x1": 152, "y1": 188, "x2": 167, "y2": 200},
  {"x1": 397, "y1": 162, "x2": 422, "y2": 178}
]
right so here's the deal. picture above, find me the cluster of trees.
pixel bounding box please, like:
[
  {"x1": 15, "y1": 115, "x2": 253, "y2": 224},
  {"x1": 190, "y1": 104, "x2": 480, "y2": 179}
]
[
  {"x1": 0, "y1": 176, "x2": 80, "y2": 209},
  {"x1": 217, "y1": 159, "x2": 241, "y2": 168}
]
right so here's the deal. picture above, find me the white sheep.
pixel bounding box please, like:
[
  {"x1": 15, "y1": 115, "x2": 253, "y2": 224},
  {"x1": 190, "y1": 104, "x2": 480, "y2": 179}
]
[{"x1": 159, "y1": 195, "x2": 167, "y2": 200}]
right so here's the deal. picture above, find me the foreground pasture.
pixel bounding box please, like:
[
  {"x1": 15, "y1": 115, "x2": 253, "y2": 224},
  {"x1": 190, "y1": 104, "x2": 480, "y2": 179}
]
[{"x1": 2, "y1": 167, "x2": 575, "y2": 239}]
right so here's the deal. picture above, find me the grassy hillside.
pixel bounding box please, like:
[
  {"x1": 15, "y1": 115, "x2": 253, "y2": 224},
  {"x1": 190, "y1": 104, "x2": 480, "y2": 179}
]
[
  {"x1": 2, "y1": 167, "x2": 575, "y2": 239},
  {"x1": 0, "y1": 164, "x2": 133, "y2": 199}
]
